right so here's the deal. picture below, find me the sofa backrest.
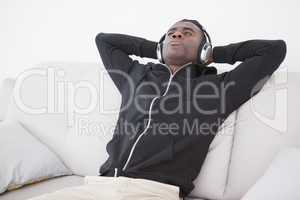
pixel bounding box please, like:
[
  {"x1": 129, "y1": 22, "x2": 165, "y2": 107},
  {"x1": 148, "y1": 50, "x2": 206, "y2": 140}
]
[
  {"x1": 4, "y1": 62, "x2": 298, "y2": 200},
  {"x1": 5, "y1": 62, "x2": 121, "y2": 176},
  {"x1": 0, "y1": 78, "x2": 15, "y2": 121}
]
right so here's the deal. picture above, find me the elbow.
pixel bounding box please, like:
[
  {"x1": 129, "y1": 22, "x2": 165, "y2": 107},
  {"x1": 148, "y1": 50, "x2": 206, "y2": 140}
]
[
  {"x1": 95, "y1": 32, "x2": 106, "y2": 45},
  {"x1": 271, "y1": 40, "x2": 287, "y2": 64}
]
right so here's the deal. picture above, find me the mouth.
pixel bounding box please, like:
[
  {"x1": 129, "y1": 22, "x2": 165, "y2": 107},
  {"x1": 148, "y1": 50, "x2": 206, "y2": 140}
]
[{"x1": 169, "y1": 41, "x2": 183, "y2": 46}]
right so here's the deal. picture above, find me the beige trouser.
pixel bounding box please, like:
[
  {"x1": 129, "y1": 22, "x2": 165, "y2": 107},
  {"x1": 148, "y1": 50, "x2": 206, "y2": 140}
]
[{"x1": 28, "y1": 176, "x2": 182, "y2": 200}]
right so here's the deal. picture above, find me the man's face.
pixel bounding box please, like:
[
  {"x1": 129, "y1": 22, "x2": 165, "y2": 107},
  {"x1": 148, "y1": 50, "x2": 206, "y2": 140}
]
[{"x1": 162, "y1": 21, "x2": 203, "y2": 66}]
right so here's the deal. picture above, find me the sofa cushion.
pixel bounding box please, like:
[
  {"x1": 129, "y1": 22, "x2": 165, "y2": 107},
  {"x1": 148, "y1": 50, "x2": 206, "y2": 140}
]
[
  {"x1": 5, "y1": 62, "x2": 121, "y2": 176},
  {"x1": 241, "y1": 146, "x2": 300, "y2": 200},
  {"x1": 0, "y1": 175, "x2": 83, "y2": 200},
  {"x1": 0, "y1": 175, "x2": 209, "y2": 200},
  {"x1": 0, "y1": 120, "x2": 71, "y2": 194},
  {"x1": 0, "y1": 78, "x2": 15, "y2": 121},
  {"x1": 223, "y1": 71, "x2": 300, "y2": 199},
  {"x1": 189, "y1": 111, "x2": 237, "y2": 200}
]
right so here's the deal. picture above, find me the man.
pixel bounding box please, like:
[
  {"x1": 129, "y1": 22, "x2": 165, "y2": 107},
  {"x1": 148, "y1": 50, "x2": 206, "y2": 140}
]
[{"x1": 29, "y1": 19, "x2": 286, "y2": 200}]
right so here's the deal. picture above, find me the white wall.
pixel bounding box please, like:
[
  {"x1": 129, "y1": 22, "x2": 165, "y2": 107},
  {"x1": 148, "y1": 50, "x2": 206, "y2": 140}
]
[{"x1": 0, "y1": 0, "x2": 298, "y2": 82}]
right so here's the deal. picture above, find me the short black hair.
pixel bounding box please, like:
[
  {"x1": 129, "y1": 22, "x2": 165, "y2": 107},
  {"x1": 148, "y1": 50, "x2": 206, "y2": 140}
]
[{"x1": 179, "y1": 19, "x2": 204, "y2": 31}]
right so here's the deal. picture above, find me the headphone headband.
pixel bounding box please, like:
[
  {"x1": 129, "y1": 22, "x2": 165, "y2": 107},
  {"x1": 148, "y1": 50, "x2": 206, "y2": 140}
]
[{"x1": 202, "y1": 29, "x2": 211, "y2": 45}]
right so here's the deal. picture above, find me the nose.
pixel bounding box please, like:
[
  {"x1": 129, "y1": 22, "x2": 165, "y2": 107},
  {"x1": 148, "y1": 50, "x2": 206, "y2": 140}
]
[{"x1": 171, "y1": 31, "x2": 183, "y2": 39}]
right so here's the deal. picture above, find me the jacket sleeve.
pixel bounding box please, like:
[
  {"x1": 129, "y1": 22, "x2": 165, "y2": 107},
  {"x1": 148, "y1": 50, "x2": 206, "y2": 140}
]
[
  {"x1": 95, "y1": 33, "x2": 158, "y2": 93},
  {"x1": 214, "y1": 39, "x2": 287, "y2": 116}
]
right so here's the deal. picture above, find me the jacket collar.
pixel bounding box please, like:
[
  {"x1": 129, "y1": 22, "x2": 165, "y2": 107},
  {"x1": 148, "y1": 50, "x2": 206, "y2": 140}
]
[
  {"x1": 174, "y1": 63, "x2": 217, "y2": 79},
  {"x1": 153, "y1": 62, "x2": 217, "y2": 78},
  {"x1": 150, "y1": 62, "x2": 217, "y2": 80}
]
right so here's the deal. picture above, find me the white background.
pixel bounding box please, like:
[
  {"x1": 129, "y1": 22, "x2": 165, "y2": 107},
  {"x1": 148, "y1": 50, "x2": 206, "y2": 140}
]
[{"x1": 0, "y1": 0, "x2": 298, "y2": 82}]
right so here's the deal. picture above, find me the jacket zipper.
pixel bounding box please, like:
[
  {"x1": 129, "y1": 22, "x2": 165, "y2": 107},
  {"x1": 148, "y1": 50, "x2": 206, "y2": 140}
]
[{"x1": 122, "y1": 62, "x2": 192, "y2": 172}]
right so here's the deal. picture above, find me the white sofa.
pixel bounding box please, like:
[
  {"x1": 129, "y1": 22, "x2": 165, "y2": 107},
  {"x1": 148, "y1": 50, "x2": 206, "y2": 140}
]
[{"x1": 0, "y1": 62, "x2": 299, "y2": 200}]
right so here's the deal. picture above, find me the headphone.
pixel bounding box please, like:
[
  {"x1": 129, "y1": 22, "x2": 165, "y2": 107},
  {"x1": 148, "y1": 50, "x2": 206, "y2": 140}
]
[{"x1": 156, "y1": 25, "x2": 212, "y2": 65}]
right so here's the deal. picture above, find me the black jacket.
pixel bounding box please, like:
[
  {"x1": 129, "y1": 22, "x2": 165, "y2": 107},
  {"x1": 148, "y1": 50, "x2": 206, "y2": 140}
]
[{"x1": 95, "y1": 32, "x2": 286, "y2": 198}]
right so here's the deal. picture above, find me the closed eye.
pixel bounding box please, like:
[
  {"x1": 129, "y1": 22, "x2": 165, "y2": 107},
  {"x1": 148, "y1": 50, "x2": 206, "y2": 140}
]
[{"x1": 184, "y1": 31, "x2": 193, "y2": 36}]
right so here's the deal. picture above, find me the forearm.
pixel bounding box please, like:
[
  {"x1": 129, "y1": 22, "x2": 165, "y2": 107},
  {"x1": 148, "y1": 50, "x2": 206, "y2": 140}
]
[
  {"x1": 212, "y1": 40, "x2": 286, "y2": 65},
  {"x1": 95, "y1": 32, "x2": 158, "y2": 59},
  {"x1": 215, "y1": 39, "x2": 287, "y2": 115},
  {"x1": 95, "y1": 32, "x2": 157, "y2": 94}
]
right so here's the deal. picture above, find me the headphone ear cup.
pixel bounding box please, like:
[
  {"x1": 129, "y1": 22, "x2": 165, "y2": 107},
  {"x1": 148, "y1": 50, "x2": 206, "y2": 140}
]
[
  {"x1": 197, "y1": 28, "x2": 213, "y2": 65},
  {"x1": 197, "y1": 38, "x2": 205, "y2": 64},
  {"x1": 156, "y1": 34, "x2": 165, "y2": 63},
  {"x1": 200, "y1": 42, "x2": 212, "y2": 65},
  {"x1": 156, "y1": 43, "x2": 163, "y2": 63}
]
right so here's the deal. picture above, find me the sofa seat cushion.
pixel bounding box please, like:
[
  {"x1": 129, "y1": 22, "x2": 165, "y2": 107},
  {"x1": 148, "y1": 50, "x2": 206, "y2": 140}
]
[
  {"x1": 0, "y1": 175, "x2": 84, "y2": 200},
  {"x1": 0, "y1": 175, "x2": 210, "y2": 200}
]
